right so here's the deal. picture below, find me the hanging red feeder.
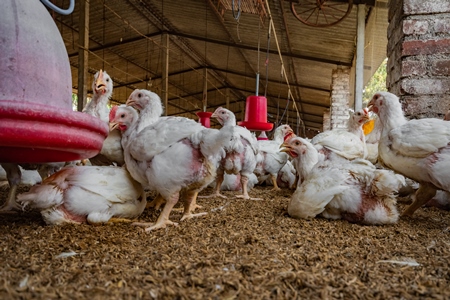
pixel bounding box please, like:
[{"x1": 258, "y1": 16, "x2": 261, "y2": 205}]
[
  {"x1": 196, "y1": 111, "x2": 213, "y2": 128},
  {"x1": 0, "y1": 1, "x2": 108, "y2": 163},
  {"x1": 238, "y1": 95, "x2": 273, "y2": 131}
]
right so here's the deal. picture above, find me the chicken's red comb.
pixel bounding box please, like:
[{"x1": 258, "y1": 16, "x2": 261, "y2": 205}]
[{"x1": 109, "y1": 105, "x2": 119, "y2": 122}]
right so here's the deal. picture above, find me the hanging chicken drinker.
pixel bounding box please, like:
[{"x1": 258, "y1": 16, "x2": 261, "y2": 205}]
[
  {"x1": 196, "y1": 111, "x2": 213, "y2": 128},
  {"x1": 0, "y1": 0, "x2": 108, "y2": 163},
  {"x1": 238, "y1": 15, "x2": 273, "y2": 136},
  {"x1": 291, "y1": 0, "x2": 353, "y2": 28}
]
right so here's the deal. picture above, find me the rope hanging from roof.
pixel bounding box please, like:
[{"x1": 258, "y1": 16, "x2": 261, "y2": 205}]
[{"x1": 264, "y1": 0, "x2": 305, "y2": 137}]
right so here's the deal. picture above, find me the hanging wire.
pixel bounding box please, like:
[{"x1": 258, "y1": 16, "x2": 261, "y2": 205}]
[
  {"x1": 256, "y1": 17, "x2": 261, "y2": 96},
  {"x1": 232, "y1": 0, "x2": 242, "y2": 42},
  {"x1": 231, "y1": 0, "x2": 242, "y2": 20},
  {"x1": 264, "y1": 0, "x2": 305, "y2": 136},
  {"x1": 102, "y1": 1, "x2": 106, "y2": 70},
  {"x1": 264, "y1": 18, "x2": 272, "y2": 97}
]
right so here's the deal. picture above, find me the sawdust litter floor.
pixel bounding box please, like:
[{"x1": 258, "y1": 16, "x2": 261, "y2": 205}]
[{"x1": 0, "y1": 185, "x2": 449, "y2": 299}]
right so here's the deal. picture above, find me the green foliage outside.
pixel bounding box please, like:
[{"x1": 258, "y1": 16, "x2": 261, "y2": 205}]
[{"x1": 363, "y1": 58, "x2": 387, "y2": 105}]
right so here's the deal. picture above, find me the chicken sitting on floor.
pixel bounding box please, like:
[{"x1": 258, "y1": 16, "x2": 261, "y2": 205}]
[
  {"x1": 111, "y1": 91, "x2": 235, "y2": 231},
  {"x1": 16, "y1": 165, "x2": 146, "y2": 225},
  {"x1": 281, "y1": 137, "x2": 404, "y2": 225},
  {"x1": 254, "y1": 124, "x2": 294, "y2": 190},
  {"x1": 368, "y1": 91, "x2": 450, "y2": 216},
  {"x1": 199, "y1": 107, "x2": 260, "y2": 200},
  {"x1": 83, "y1": 70, "x2": 124, "y2": 167}
]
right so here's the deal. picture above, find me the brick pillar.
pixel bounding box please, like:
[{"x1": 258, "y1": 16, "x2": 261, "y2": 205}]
[
  {"x1": 330, "y1": 68, "x2": 350, "y2": 130},
  {"x1": 387, "y1": 0, "x2": 450, "y2": 119},
  {"x1": 322, "y1": 108, "x2": 331, "y2": 131}
]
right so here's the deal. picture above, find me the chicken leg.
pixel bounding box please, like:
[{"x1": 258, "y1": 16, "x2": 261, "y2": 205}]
[
  {"x1": 402, "y1": 183, "x2": 437, "y2": 216},
  {"x1": 270, "y1": 174, "x2": 281, "y2": 191},
  {"x1": 132, "y1": 193, "x2": 180, "y2": 231},
  {"x1": 0, "y1": 163, "x2": 22, "y2": 213},
  {"x1": 198, "y1": 173, "x2": 228, "y2": 199},
  {"x1": 180, "y1": 191, "x2": 207, "y2": 221},
  {"x1": 235, "y1": 175, "x2": 262, "y2": 200}
]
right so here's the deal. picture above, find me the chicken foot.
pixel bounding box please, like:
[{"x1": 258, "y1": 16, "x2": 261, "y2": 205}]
[
  {"x1": 270, "y1": 174, "x2": 281, "y2": 191},
  {"x1": 107, "y1": 217, "x2": 138, "y2": 224},
  {"x1": 0, "y1": 184, "x2": 21, "y2": 213},
  {"x1": 180, "y1": 191, "x2": 207, "y2": 221},
  {"x1": 132, "y1": 193, "x2": 180, "y2": 231},
  {"x1": 198, "y1": 173, "x2": 228, "y2": 199},
  {"x1": 235, "y1": 175, "x2": 263, "y2": 200},
  {"x1": 402, "y1": 183, "x2": 437, "y2": 217}
]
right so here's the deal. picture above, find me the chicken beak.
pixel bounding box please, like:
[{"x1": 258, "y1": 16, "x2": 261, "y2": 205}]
[
  {"x1": 279, "y1": 142, "x2": 291, "y2": 152},
  {"x1": 95, "y1": 69, "x2": 107, "y2": 94},
  {"x1": 211, "y1": 112, "x2": 218, "y2": 119},
  {"x1": 126, "y1": 98, "x2": 142, "y2": 110},
  {"x1": 109, "y1": 122, "x2": 119, "y2": 131},
  {"x1": 366, "y1": 104, "x2": 374, "y2": 112}
]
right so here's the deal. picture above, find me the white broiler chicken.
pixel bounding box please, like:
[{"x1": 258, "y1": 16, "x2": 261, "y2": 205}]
[
  {"x1": 16, "y1": 165, "x2": 146, "y2": 225},
  {"x1": 281, "y1": 137, "x2": 404, "y2": 225},
  {"x1": 368, "y1": 91, "x2": 450, "y2": 216},
  {"x1": 311, "y1": 108, "x2": 369, "y2": 161},
  {"x1": 110, "y1": 90, "x2": 235, "y2": 231},
  {"x1": 254, "y1": 124, "x2": 294, "y2": 190},
  {"x1": 83, "y1": 70, "x2": 124, "y2": 166},
  {"x1": 200, "y1": 107, "x2": 260, "y2": 200},
  {"x1": 276, "y1": 160, "x2": 297, "y2": 189}
]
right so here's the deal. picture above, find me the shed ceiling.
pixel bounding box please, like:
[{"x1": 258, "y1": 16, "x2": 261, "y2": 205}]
[{"x1": 51, "y1": 0, "x2": 388, "y2": 134}]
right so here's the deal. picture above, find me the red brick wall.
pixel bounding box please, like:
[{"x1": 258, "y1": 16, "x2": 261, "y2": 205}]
[{"x1": 387, "y1": 0, "x2": 450, "y2": 119}]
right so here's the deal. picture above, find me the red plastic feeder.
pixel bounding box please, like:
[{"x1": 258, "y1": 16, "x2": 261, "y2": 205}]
[
  {"x1": 0, "y1": 1, "x2": 108, "y2": 163},
  {"x1": 197, "y1": 111, "x2": 213, "y2": 128},
  {"x1": 238, "y1": 95, "x2": 273, "y2": 132}
]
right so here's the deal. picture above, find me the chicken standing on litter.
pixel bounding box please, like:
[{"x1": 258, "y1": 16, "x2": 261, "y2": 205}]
[
  {"x1": 254, "y1": 124, "x2": 294, "y2": 190},
  {"x1": 281, "y1": 137, "x2": 404, "y2": 225},
  {"x1": 111, "y1": 90, "x2": 235, "y2": 231},
  {"x1": 83, "y1": 70, "x2": 124, "y2": 166},
  {"x1": 367, "y1": 91, "x2": 450, "y2": 216},
  {"x1": 200, "y1": 107, "x2": 260, "y2": 200}
]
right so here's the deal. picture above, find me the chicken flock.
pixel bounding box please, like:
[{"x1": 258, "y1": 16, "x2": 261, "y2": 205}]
[{"x1": 1, "y1": 70, "x2": 449, "y2": 230}]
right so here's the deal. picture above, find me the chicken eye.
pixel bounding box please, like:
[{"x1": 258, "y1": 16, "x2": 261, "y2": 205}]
[
  {"x1": 106, "y1": 78, "x2": 110, "y2": 82},
  {"x1": 138, "y1": 93, "x2": 142, "y2": 98},
  {"x1": 374, "y1": 94, "x2": 379, "y2": 100},
  {"x1": 221, "y1": 111, "x2": 225, "y2": 114},
  {"x1": 120, "y1": 114, "x2": 125, "y2": 118}
]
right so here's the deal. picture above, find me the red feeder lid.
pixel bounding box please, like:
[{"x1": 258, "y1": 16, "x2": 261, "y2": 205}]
[{"x1": 0, "y1": 100, "x2": 108, "y2": 163}]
